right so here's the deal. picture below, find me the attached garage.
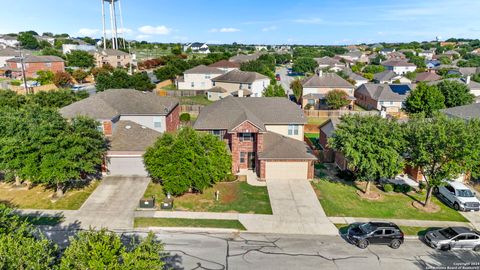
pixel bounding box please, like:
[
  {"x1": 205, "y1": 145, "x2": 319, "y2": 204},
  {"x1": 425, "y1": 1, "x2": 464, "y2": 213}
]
[
  {"x1": 265, "y1": 161, "x2": 309, "y2": 180},
  {"x1": 107, "y1": 156, "x2": 148, "y2": 177}
]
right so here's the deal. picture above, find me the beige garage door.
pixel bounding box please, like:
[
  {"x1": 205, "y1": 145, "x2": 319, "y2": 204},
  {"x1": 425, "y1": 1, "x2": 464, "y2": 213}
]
[
  {"x1": 265, "y1": 161, "x2": 308, "y2": 180},
  {"x1": 107, "y1": 156, "x2": 148, "y2": 176}
]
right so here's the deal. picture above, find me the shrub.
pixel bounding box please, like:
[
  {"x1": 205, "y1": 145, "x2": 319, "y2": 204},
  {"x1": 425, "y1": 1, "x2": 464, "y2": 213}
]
[
  {"x1": 402, "y1": 184, "x2": 412, "y2": 193},
  {"x1": 224, "y1": 174, "x2": 237, "y2": 182},
  {"x1": 393, "y1": 184, "x2": 403, "y2": 193},
  {"x1": 10, "y1": 80, "x2": 21, "y2": 86},
  {"x1": 418, "y1": 181, "x2": 426, "y2": 191},
  {"x1": 383, "y1": 183, "x2": 394, "y2": 193},
  {"x1": 180, "y1": 113, "x2": 191, "y2": 122}
]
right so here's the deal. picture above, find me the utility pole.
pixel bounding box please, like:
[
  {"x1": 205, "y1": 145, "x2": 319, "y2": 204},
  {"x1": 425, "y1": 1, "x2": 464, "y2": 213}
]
[
  {"x1": 101, "y1": 0, "x2": 107, "y2": 50},
  {"x1": 18, "y1": 46, "x2": 29, "y2": 94}
]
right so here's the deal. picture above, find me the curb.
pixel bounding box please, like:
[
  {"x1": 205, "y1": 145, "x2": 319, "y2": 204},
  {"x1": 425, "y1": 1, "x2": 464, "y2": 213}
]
[{"x1": 135, "y1": 226, "x2": 242, "y2": 234}]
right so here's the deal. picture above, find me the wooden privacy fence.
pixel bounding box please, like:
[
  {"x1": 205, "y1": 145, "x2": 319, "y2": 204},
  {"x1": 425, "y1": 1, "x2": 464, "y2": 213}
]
[
  {"x1": 180, "y1": 105, "x2": 203, "y2": 116},
  {"x1": 303, "y1": 109, "x2": 380, "y2": 118},
  {"x1": 157, "y1": 89, "x2": 207, "y2": 97}
]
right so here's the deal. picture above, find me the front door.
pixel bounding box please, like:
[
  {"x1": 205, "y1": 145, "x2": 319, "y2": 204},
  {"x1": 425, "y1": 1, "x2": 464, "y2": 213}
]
[{"x1": 248, "y1": 152, "x2": 256, "y2": 170}]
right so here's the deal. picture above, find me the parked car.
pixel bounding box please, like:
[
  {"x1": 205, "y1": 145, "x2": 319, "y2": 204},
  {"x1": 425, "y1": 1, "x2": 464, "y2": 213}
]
[
  {"x1": 434, "y1": 182, "x2": 480, "y2": 211},
  {"x1": 275, "y1": 74, "x2": 281, "y2": 81},
  {"x1": 424, "y1": 227, "x2": 480, "y2": 251},
  {"x1": 346, "y1": 222, "x2": 404, "y2": 249}
]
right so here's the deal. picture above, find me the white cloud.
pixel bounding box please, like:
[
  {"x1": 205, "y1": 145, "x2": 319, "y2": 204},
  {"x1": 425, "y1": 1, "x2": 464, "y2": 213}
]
[
  {"x1": 136, "y1": 34, "x2": 151, "y2": 40},
  {"x1": 78, "y1": 28, "x2": 100, "y2": 36},
  {"x1": 262, "y1": 26, "x2": 277, "y2": 32},
  {"x1": 209, "y1": 28, "x2": 240, "y2": 33},
  {"x1": 138, "y1": 25, "x2": 172, "y2": 35}
]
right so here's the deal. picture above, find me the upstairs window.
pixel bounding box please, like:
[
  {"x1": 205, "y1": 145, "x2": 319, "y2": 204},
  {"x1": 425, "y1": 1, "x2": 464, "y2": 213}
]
[
  {"x1": 211, "y1": 130, "x2": 222, "y2": 140},
  {"x1": 153, "y1": 117, "x2": 162, "y2": 129},
  {"x1": 239, "y1": 133, "x2": 254, "y2": 142},
  {"x1": 288, "y1": 125, "x2": 299, "y2": 136}
]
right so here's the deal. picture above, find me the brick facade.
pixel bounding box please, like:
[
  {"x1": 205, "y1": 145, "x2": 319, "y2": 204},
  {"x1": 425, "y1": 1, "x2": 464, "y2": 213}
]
[
  {"x1": 404, "y1": 165, "x2": 424, "y2": 182},
  {"x1": 166, "y1": 105, "x2": 180, "y2": 132},
  {"x1": 103, "y1": 120, "x2": 113, "y2": 136},
  {"x1": 7, "y1": 60, "x2": 65, "y2": 78},
  {"x1": 229, "y1": 121, "x2": 261, "y2": 174},
  {"x1": 354, "y1": 91, "x2": 378, "y2": 110}
]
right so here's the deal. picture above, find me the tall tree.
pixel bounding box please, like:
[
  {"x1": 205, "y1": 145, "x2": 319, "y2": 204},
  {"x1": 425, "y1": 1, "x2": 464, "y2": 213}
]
[
  {"x1": 53, "y1": 71, "x2": 73, "y2": 88},
  {"x1": 436, "y1": 80, "x2": 474, "y2": 108},
  {"x1": 325, "y1": 89, "x2": 350, "y2": 109},
  {"x1": 290, "y1": 79, "x2": 303, "y2": 101},
  {"x1": 17, "y1": 32, "x2": 39, "y2": 49},
  {"x1": 263, "y1": 84, "x2": 286, "y2": 97},
  {"x1": 405, "y1": 114, "x2": 480, "y2": 207},
  {"x1": 72, "y1": 69, "x2": 89, "y2": 84},
  {"x1": 144, "y1": 128, "x2": 231, "y2": 195},
  {"x1": 328, "y1": 115, "x2": 405, "y2": 195},
  {"x1": 66, "y1": 50, "x2": 95, "y2": 68},
  {"x1": 404, "y1": 83, "x2": 445, "y2": 116},
  {"x1": 292, "y1": 57, "x2": 317, "y2": 73}
]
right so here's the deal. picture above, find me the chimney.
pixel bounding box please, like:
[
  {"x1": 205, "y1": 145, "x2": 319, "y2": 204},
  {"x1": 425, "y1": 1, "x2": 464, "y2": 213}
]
[
  {"x1": 238, "y1": 89, "x2": 244, "y2": 97},
  {"x1": 466, "y1": 75, "x2": 471, "y2": 84},
  {"x1": 319, "y1": 70, "x2": 323, "y2": 77}
]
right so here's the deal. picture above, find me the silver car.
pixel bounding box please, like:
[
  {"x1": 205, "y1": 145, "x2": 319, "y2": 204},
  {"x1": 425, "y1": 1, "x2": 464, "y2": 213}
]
[{"x1": 424, "y1": 227, "x2": 480, "y2": 251}]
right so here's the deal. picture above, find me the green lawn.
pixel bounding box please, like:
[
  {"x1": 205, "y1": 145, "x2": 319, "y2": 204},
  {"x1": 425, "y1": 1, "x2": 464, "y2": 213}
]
[
  {"x1": 334, "y1": 224, "x2": 439, "y2": 236},
  {"x1": 144, "y1": 181, "x2": 272, "y2": 214},
  {"x1": 313, "y1": 180, "x2": 467, "y2": 222},
  {"x1": 161, "y1": 83, "x2": 177, "y2": 91},
  {"x1": 307, "y1": 117, "x2": 329, "y2": 126},
  {"x1": 179, "y1": 95, "x2": 213, "y2": 106},
  {"x1": 134, "y1": 217, "x2": 246, "y2": 230},
  {"x1": 0, "y1": 181, "x2": 99, "y2": 210}
]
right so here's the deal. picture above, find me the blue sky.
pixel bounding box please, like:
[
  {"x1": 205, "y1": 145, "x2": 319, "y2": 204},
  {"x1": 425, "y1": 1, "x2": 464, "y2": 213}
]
[{"x1": 1, "y1": 0, "x2": 479, "y2": 45}]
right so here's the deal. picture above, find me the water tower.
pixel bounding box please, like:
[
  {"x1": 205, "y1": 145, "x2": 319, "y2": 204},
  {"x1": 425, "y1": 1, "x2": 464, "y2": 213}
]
[{"x1": 101, "y1": 0, "x2": 126, "y2": 50}]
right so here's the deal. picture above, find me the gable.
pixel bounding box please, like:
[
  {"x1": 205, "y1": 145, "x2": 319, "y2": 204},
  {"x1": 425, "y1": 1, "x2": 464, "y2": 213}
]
[{"x1": 231, "y1": 120, "x2": 261, "y2": 133}]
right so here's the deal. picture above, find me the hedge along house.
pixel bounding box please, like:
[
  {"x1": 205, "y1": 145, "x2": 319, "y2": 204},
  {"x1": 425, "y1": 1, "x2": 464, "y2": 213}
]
[
  {"x1": 193, "y1": 96, "x2": 317, "y2": 180},
  {"x1": 60, "y1": 89, "x2": 179, "y2": 177}
]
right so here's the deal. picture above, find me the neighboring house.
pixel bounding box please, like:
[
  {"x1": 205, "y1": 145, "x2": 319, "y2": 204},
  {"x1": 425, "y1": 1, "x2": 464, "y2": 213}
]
[
  {"x1": 176, "y1": 65, "x2": 224, "y2": 90},
  {"x1": 183, "y1": 42, "x2": 210, "y2": 54},
  {"x1": 418, "y1": 50, "x2": 435, "y2": 60},
  {"x1": 94, "y1": 49, "x2": 132, "y2": 68},
  {"x1": 355, "y1": 83, "x2": 414, "y2": 112},
  {"x1": 337, "y1": 51, "x2": 369, "y2": 63},
  {"x1": 373, "y1": 70, "x2": 411, "y2": 84},
  {"x1": 442, "y1": 103, "x2": 480, "y2": 120},
  {"x1": 382, "y1": 60, "x2": 417, "y2": 75},
  {"x1": 426, "y1": 60, "x2": 441, "y2": 70},
  {"x1": 315, "y1": 56, "x2": 346, "y2": 70},
  {"x1": 340, "y1": 68, "x2": 369, "y2": 87},
  {"x1": 319, "y1": 119, "x2": 348, "y2": 169},
  {"x1": 62, "y1": 44, "x2": 96, "y2": 54},
  {"x1": 229, "y1": 53, "x2": 262, "y2": 64},
  {"x1": 380, "y1": 48, "x2": 396, "y2": 56},
  {"x1": 471, "y1": 48, "x2": 480, "y2": 55},
  {"x1": 301, "y1": 71, "x2": 355, "y2": 109},
  {"x1": 414, "y1": 72, "x2": 442, "y2": 83},
  {"x1": 0, "y1": 47, "x2": 20, "y2": 67},
  {"x1": 60, "y1": 89, "x2": 180, "y2": 176},
  {"x1": 459, "y1": 67, "x2": 480, "y2": 77},
  {"x1": 6, "y1": 55, "x2": 65, "y2": 78},
  {"x1": 385, "y1": 52, "x2": 406, "y2": 60},
  {"x1": 35, "y1": 35, "x2": 55, "y2": 46},
  {"x1": 255, "y1": 45, "x2": 268, "y2": 51},
  {"x1": 193, "y1": 97, "x2": 317, "y2": 180},
  {"x1": 208, "y1": 60, "x2": 240, "y2": 73},
  {"x1": 0, "y1": 35, "x2": 19, "y2": 48},
  {"x1": 210, "y1": 69, "x2": 270, "y2": 98}
]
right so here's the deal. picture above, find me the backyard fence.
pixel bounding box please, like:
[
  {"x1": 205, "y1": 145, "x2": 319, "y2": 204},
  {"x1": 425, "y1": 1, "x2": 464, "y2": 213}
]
[{"x1": 303, "y1": 109, "x2": 380, "y2": 118}]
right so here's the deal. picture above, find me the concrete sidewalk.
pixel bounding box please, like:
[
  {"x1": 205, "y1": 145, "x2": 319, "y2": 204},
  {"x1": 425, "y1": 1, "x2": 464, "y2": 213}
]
[{"x1": 329, "y1": 216, "x2": 473, "y2": 228}]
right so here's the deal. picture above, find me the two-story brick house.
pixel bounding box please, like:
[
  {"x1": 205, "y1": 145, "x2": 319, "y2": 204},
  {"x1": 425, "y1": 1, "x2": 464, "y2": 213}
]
[
  {"x1": 194, "y1": 97, "x2": 317, "y2": 180},
  {"x1": 60, "y1": 89, "x2": 179, "y2": 176},
  {"x1": 6, "y1": 55, "x2": 65, "y2": 78}
]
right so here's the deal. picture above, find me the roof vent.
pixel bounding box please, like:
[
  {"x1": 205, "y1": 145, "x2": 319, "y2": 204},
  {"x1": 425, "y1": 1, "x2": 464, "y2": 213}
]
[
  {"x1": 142, "y1": 91, "x2": 147, "y2": 94},
  {"x1": 125, "y1": 125, "x2": 132, "y2": 130},
  {"x1": 141, "y1": 126, "x2": 146, "y2": 129}
]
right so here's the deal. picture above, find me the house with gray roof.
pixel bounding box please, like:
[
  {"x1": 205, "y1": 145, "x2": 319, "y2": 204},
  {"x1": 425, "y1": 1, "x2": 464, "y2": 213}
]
[
  {"x1": 373, "y1": 70, "x2": 411, "y2": 84},
  {"x1": 354, "y1": 83, "x2": 414, "y2": 112},
  {"x1": 194, "y1": 96, "x2": 316, "y2": 180},
  {"x1": 229, "y1": 53, "x2": 263, "y2": 63},
  {"x1": 183, "y1": 42, "x2": 210, "y2": 54},
  {"x1": 209, "y1": 69, "x2": 270, "y2": 99},
  {"x1": 340, "y1": 68, "x2": 369, "y2": 87},
  {"x1": 177, "y1": 65, "x2": 225, "y2": 91},
  {"x1": 314, "y1": 56, "x2": 345, "y2": 70},
  {"x1": 60, "y1": 89, "x2": 180, "y2": 176},
  {"x1": 442, "y1": 103, "x2": 480, "y2": 120},
  {"x1": 301, "y1": 71, "x2": 355, "y2": 109}
]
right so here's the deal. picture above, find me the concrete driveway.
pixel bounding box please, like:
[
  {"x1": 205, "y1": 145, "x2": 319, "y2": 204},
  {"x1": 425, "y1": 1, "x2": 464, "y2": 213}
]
[
  {"x1": 253, "y1": 178, "x2": 338, "y2": 235},
  {"x1": 76, "y1": 176, "x2": 150, "y2": 230}
]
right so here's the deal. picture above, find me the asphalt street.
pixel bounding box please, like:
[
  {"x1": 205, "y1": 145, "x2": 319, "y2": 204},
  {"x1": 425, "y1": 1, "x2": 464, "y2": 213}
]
[
  {"x1": 42, "y1": 229, "x2": 480, "y2": 270},
  {"x1": 276, "y1": 66, "x2": 294, "y2": 96}
]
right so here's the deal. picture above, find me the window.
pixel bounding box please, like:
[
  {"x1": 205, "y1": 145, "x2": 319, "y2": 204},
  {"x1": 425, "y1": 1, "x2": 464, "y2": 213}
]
[
  {"x1": 240, "y1": 152, "x2": 246, "y2": 163},
  {"x1": 117, "y1": 62, "x2": 121, "y2": 67},
  {"x1": 45, "y1": 62, "x2": 52, "y2": 67},
  {"x1": 374, "y1": 230, "x2": 384, "y2": 236},
  {"x1": 211, "y1": 130, "x2": 222, "y2": 140},
  {"x1": 455, "y1": 235, "x2": 467, "y2": 241},
  {"x1": 97, "y1": 124, "x2": 104, "y2": 133},
  {"x1": 205, "y1": 75, "x2": 211, "y2": 79},
  {"x1": 239, "y1": 133, "x2": 253, "y2": 142},
  {"x1": 467, "y1": 234, "x2": 479, "y2": 240},
  {"x1": 191, "y1": 82, "x2": 195, "y2": 88},
  {"x1": 445, "y1": 185, "x2": 455, "y2": 194},
  {"x1": 384, "y1": 229, "x2": 395, "y2": 235},
  {"x1": 117, "y1": 55, "x2": 121, "y2": 59},
  {"x1": 308, "y1": 99, "x2": 315, "y2": 105},
  {"x1": 239, "y1": 83, "x2": 243, "y2": 89},
  {"x1": 248, "y1": 84, "x2": 252, "y2": 90},
  {"x1": 288, "y1": 125, "x2": 299, "y2": 136},
  {"x1": 212, "y1": 81, "x2": 216, "y2": 86},
  {"x1": 153, "y1": 117, "x2": 162, "y2": 129}
]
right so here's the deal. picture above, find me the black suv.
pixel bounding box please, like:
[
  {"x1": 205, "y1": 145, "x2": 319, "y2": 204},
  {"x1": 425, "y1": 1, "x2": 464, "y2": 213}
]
[{"x1": 346, "y1": 222, "x2": 405, "y2": 249}]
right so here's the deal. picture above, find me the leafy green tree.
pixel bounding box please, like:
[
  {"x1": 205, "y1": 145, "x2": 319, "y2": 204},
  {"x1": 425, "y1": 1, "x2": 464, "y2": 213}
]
[
  {"x1": 72, "y1": 69, "x2": 89, "y2": 83},
  {"x1": 26, "y1": 89, "x2": 87, "y2": 108},
  {"x1": 0, "y1": 204, "x2": 58, "y2": 269},
  {"x1": 438, "y1": 56, "x2": 452, "y2": 65},
  {"x1": 363, "y1": 65, "x2": 385, "y2": 74},
  {"x1": 263, "y1": 84, "x2": 285, "y2": 97},
  {"x1": 60, "y1": 229, "x2": 164, "y2": 270},
  {"x1": 325, "y1": 89, "x2": 350, "y2": 109},
  {"x1": 130, "y1": 72, "x2": 156, "y2": 91},
  {"x1": 436, "y1": 80, "x2": 474, "y2": 108},
  {"x1": 290, "y1": 79, "x2": 303, "y2": 101},
  {"x1": 328, "y1": 115, "x2": 405, "y2": 195},
  {"x1": 17, "y1": 32, "x2": 39, "y2": 49},
  {"x1": 144, "y1": 128, "x2": 231, "y2": 195},
  {"x1": 96, "y1": 69, "x2": 155, "y2": 92},
  {"x1": 36, "y1": 70, "x2": 55, "y2": 85},
  {"x1": 0, "y1": 89, "x2": 26, "y2": 108},
  {"x1": 292, "y1": 57, "x2": 317, "y2": 73},
  {"x1": 154, "y1": 65, "x2": 180, "y2": 82},
  {"x1": 404, "y1": 83, "x2": 445, "y2": 116},
  {"x1": 405, "y1": 114, "x2": 480, "y2": 207},
  {"x1": 66, "y1": 50, "x2": 95, "y2": 68},
  {"x1": 41, "y1": 47, "x2": 65, "y2": 59},
  {"x1": 53, "y1": 71, "x2": 73, "y2": 88}
]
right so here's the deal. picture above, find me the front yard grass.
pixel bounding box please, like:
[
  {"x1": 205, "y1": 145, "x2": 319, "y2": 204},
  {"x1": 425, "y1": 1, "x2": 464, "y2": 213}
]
[
  {"x1": 0, "y1": 181, "x2": 99, "y2": 210},
  {"x1": 143, "y1": 181, "x2": 272, "y2": 214},
  {"x1": 307, "y1": 117, "x2": 329, "y2": 126},
  {"x1": 134, "y1": 217, "x2": 246, "y2": 230},
  {"x1": 312, "y1": 179, "x2": 467, "y2": 222}
]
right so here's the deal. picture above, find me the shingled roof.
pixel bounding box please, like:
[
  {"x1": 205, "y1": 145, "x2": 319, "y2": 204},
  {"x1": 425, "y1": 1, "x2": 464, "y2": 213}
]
[
  {"x1": 355, "y1": 83, "x2": 414, "y2": 102},
  {"x1": 183, "y1": 65, "x2": 223, "y2": 74},
  {"x1": 60, "y1": 89, "x2": 179, "y2": 120},
  {"x1": 442, "y1": 103, "x2": 480, "y2": 120},
  {"x1": 109, "y1": 121, "x2": 161, "y2": 152},
  {"x1": 374, "y1": 70, "x2": 397, "y2": 82},
  {"x1": 258, "y1": 132, "x2": 317, "y2": 160},
  {"x1": 7, "y1": 55, "x2": 64, "y2": 63},
  {"x1": 193, "y1": 96, "x2": 306, "y2": 132},
  {"x1": 414, "y1": 72, "x2": 442, "y2": 82},
  {"x1": 212, "y1": 70, "x2": 269, "y2": 84},
  {"x1": 208, "y1": 60, "x2": 240, "y2": 69},
  {"x1": 302, "y1": 73, "x2": 354, "y2": 89}
]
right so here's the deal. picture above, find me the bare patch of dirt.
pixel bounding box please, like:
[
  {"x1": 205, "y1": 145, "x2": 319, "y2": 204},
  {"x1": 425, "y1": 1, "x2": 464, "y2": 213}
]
[
  {"x1": 356, "y1": 190, "x2": 383, "y2": 201},
  {"x1": 412, "y1": 201, "x2": 441, "y2": 213}
]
